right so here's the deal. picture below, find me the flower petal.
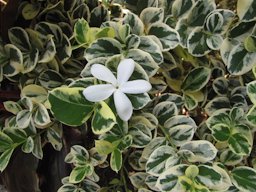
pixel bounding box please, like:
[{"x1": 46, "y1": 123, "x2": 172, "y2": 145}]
[
  {"x1": 83, "y1": 84, "x2": 115, "y2": 102},
  {"x1": 120, "y1": 80, "x2": 152, "y2": 94},
  {"x1": 114, "y1": 90, "x2": 133, "y2": 121},
  {"x1": 91, "y1": 64, "x2": 117, "y2": 85},
  {"x1": 117, "y1": 59, "x2": 135, "y2": 85}
]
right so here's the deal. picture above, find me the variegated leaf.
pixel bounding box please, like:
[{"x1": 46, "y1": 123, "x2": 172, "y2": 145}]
[
  {"x1": 0, "y1": 132, "x2": 14, "y2": 152},
  {"x1": 110, "y1": 149, "x2": 122, "y2": 172},
  {"x1": 211, "y1": 123, "x2": 230, "y2": 142},
  {"x1": 171, "y1": 0, "x2": 193, "y2": 18},
  {"x1": 74, "y1": 18, "x2": 89, "y2": 45},
  {"x1": 157, "y1": 93, "x2": 184, "y2": 110},
  {"x1": 231, "y1": 166, "x2": 256, "y2": 192},
  {"x1": 85, "y1": 38, "x2": 122, "y2": 61},
  {"x1": 123, "y1": 12, "x2": 144, "y2": 36},
  {"x1": 205, "y1": 97, "x2": 230, "y2": 116},
  {"x1": 129, "y1": 172, "x2": 148, "y2": 189},
  {"x1": 148, "y1": 23, "x2": 180, "y2": 51},
  {"x1": 141, "y1": 137, "x2": 167, "y2": 160},
  {"x1": 3, "y1": 101, "x2": 22, "y2": 115},
  {"x1": 212, "y1": 77, "x2": 229, "y2": 96},
  {"x1": 129, "y1": 124, "x2": 152, "y2": 148},
  {"x1": 69, "y1": 164, "x2": 94, "y2": 184},
  {"x1": 46, "y1": 123, "x2": 63, "y2": 151},
  {"x1": 196, "y1": 165, "x2": 222, "y2": 189},
  {"x1": 184, "y1": 94, "x2": 198, "y2": 111},
  {"x1": 146, "y1": 145, "x2": 177, "y2": 176},
  {"x1": 126, "y1": 49, "x2": 159, "y2": 77},
  {"x1": 34, "y1": 103, "x2": 51, "y2": 127},
  {"x1": 228, "y1": 133, "x2": 251, "y2": 155},
  {"x1": 48, "y1": 87, "x2": 94, "y2": 126},
  {"x1": 39, "y1": 70, "x2": 64, "y2": 89},
  {"x1": 220, "y1": 149, "x2": 243, "y2": 166},
  {"x1": 156, "y1": 164, "x2": 188, "y2": 192},
  {"x1": 0, "y1": 148, "x2": 15, "y2": 172},
  {"x1": 179, "y1": 140, "x2": 217, "y2": 163},
  {"x1": 237, "y1": 0, "x2": 256, "y2": 21},
  {"x1": 140, "y1": 7, "x2": 164, "y2": 30},
  {"x1": 164, "y1": 115, "x2": 197, "y2": 146},
  {"x1": 247, "y1": 80, "x2": 256, "y2": 105},
  {"x1": 153, "y1": 101, "x2": 178, "y2": 125},
  {"x1": 206, "y1": 34, "x2": 223, "y2": 50},
  {"x1": 181, "y1": 66, "x2": 211, "y2": 92},
  {"x1": 16, "y1": 109, "x2": 32, "y2": 129},
  {"x1": 90, "y1": 5, "x2": 109, "y2": 27},
  {"x1": 244, "y1": 36, "x2": 256, "y2": 52},
  {"x1": 22, "y1": 136, "x2": 34, "y2": 153},
  {"x1": 227, "y1": 43, "x2": 256, "y2": 75},
  {"x1": 38, "y1": 36, "x2": 56, "y2": 63},
  {"x1": 92, "y1": 101, "x2": 116, "y2": 135},
  {"x1": 138, "y1": 36, "x2": 163, "y2": 64},
  {"x1": 128, "y1": 93, "x2": 151, "y2": 110},
  {"x1": 21, "y1": 84, "x2": 48, "y2": 104},
  {"x1": 32, "y1": 135, "x2": 43, "y2": 159},
  {"x1": 8, "y1": 27, "x2": 31, "y2": 51},
  {"x1": 126, "y1": 34, "x2": 140, "y2": 50},
  {"x1": 187, "y1": 27, "x2": 210, "y2": 56},
  {"x1": 205, "y1": 12, "x2": 224, "y2": 34},
  {"x1": 187, "y1": 0, "x2": 216, "y2": 26},
  {"x1": 145, "y1": 175, "x2": 160, "y2": 191},
  {"x1": 206, "y1": 109, "x2": 231, "y2": 129}
]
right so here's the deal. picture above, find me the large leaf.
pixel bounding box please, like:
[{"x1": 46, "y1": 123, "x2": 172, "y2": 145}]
[
  {"x1": 92, "y1": 101, "x2": 116, "y2": 134},
  {"x1": 231, "y1": 166, "x2": 256, "y2": 192},
  {"x1": 181, "y1": 67, "x2": 211, "y2": 92},
  {"x1": 48, "y1": 87, "x2": 94, "y2": 126}
]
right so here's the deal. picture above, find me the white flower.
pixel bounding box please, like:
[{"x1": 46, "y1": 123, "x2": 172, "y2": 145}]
[{"x1": 83, "y1": 59, "x2": 152, "y2": 121}]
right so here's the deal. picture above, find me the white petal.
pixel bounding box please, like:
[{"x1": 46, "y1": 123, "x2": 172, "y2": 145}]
[
  {"x1": 114, "y1": 90, "x2": 133, "y2": 121},
  {"x1": 91, "y1": 64, "x2": 117, "y2": 85},
  {"x1": 120, "y1": 80, "x2": 152, "y2": 94},
  {"x1": 83, "y1": 84, "x2": 115, "y2": 102},
  {"x1": 117, "y1": 59, "x2": 135, "y2": 85}
]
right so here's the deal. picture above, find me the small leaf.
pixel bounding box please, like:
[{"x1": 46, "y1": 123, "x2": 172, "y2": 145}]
[
  {"x1": 123, "y1": 12, "x2": 144, "y2": 36},
  {"x1": 16, "y1": 109, "x2": 32, "y2": 129},
  {"x1": 21, "y1": 84, "x2": 48, "y2": 104},
  {"x1": 247, "y1": 80, "x2": 256, "y2": 105},
  {"x1": 95, "y1": 140, "x2": 115, "y2": 155},
  {"x1": 140, "y1": 7, "x2": 164, "y2": 29},
  {"x1": 237, "y1": 0, "x2": 256, "y2": 21},
  {"x1": 0, "y1": 132, "x2": 14, "y2": 152},
  {"x1": 69, "y1": 165, "x2": 94, "y2": 184},
  {"x1": 129, "y1": 124, "x2": 152, "y2": 148},
  {"x1": 74, "y1": 18, "x2": 89, "y2": 45},
  {"x1": 3, "y1": 101, "x2": 22, "y2": 115},
  {"x1": 34, "y1": 103, "x2": 51, "y2": 127},
  {"x1": 22, "y1": 136, "x2": 34, "y2": 153},
  {"x1": 220, "y1": 149, "x2": 243, "y2": 166},
  {"x1": 0, "y1": 148, "x2": 15, "y2": 172},
  {"x1": 184, "y1": 94, "x2": 198, "y2": 110},
  {"x1": 211, "y1": 123, "x2": 230, "y2": 142},
  {"x1": 92, "y1": 101, "x2": 116, "y2": 134},
  {"x1": 129, "y1": 172, "x2": 148, "y2": 189},
  {"x1": 181, "y1": 67, "x2": 211, "y2": 92},
  {"x1": 153, "y1": 101, "x2": 178, "y2": 125},
  {"x1": 110, "y1": 149, "x2": 122, "y2": 172},
  {"x1": 32, "y1": 135, "x2": 43, "y2": 159},
  {"x1": 22, "y1": 3, "x2": 40, "y2": 20},
  {"x1": 228, "y1": 133, "x2": 251, "y2": 155}
]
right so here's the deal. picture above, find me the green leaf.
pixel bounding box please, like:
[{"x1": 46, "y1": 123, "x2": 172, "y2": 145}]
[
  {"x1": 46, "y1": 123, "x2": 63, "y2": 151},
  {"x1": 74, "y1": 18, "x2": 89, "y2": 45},
  {"x1": 34, "y1": 103, "x2": 51, "y2": 127},
  {"x1": 57, "y1": 184, "x2": 78, "y2": 192},
  {"x1": 187, "y1": 27, "x2": 210, "y2": 56},
  {"x1": 3, "y1": 101, "x2": 22, "y2": 115},
  {"x1": 211, "y1": 123, "x2": 230, "y2": 142},
  {"x1": 0, "y1": 132, "x2": 14, "y2": 152},
  {"x1": 141, "y1": 137, "x2": 167, "y2": 160},
  {"x1": 148, "y1": 23, "x2": 180, "y2": 51},
  {"x1": 205, "y1": 12, "x2": 224, "y2": 33},
  {"x1": 3, "y1": 44, "x2": 23, "y2": 77},
  {"x1": 95, "y1": 140, "x2": 115, "y2": 155},
  {"x1": 128, "y1": 93, "x2": 151, "y2": 110},
  {"x1": 3, "y1": 127, "x2": 26, "y2": 143},
  {"x1": 220, "y1": 149, "x2": 243, "y2": 166},
  {"x1": 92, "y1": 101, "x2": 116, "y2": 134},
  {"x1": 129, "y1": 124, "x2": 152, "y2": 148},
  {"x1": 110, "y1": 149, "x2": 122, "y2": 172},
  {"x1": 232, "y1": 166, "x2": 256, "y2": 192},
  {"x1": 156, "y1": 164, "x2": 188, "y2": 191},
  {"x1": 244, "y1": 36, "x2": 256, "y2": 52},
  {"x1": 129, "y1": 172, "x2": 148, "y2": 189},
  {"x1": 212, "y1": 77, "x2": 229, "y2": 96},
  {"x1": 179, "y1": 140, "x2": 217, "y2": 163},
  {"x1": 85, "y1": 38, "x2": 122, "y2": 61},
  {"x1": 171, "y1": 0, "x2": 193, "y2": 18},
  {"x1": 48, "y1": 87, "x2": 93, "y2": 126},
  {"x1": 237, "y1": 0, "x2": 256, "y2": 21},
  {"x1": 32, "y1": 135, "x2": 43, "y2": 159},
  {"x1": 123, "y1": 12, "x2": 144, "y2": 36},
  {"x1": 38, "y1": 70, "x2": 64, "y2": 89},
  {"x1": 196, "y1": 165, "x2": 222, "y2": 189},
  {"x1": 205, "y1": 97, "x2": 230, "y2": 116},
  {"x1": 184, "y1": 94, "x2": 198, "y2": 110},
  {"x1": 181, "y1": 67, "x2": 211, "y2": 92},
  {"x1": 247, "y1": 80, "x2": 256, "y2": 105},
  {"x1": 0, "y1": 148, "x2": 15, "y2": 172},
  {"x1": 206, "y1": 109, "x2": 231, "y2": 129},
  {"x1": 21, "y1": 84, "x2": 48, "y2": 104},
  {"x1": 126, "y1": 49, "x2": 159, "y2": 77},
  {"x1": 16, "y1": 109, "x2": 32, "y2": 129},
  {"x1": 22, "y1": 136, "x2": 34, "y2": 153},
  {"x1": 126, "y1": 34, "x2": 140, "y2": 50},
  {"x1": 153, "y1": 101, "x2": 178, "y2": 125},
  {"x1": 228, "y1": 133, "x2": 251, "y2": 155},
  {"x1": 138, "y1": 36, "x2": 163, "y2": 64},
  {"x1": 227, "y1": 43, "x2": 256, "y2": 75},
  {"x1": 8, "y1": 27, "x2": 31, "y2": 51},
  {"x1": 164, "y1": 115, "x2": 197, "y2": 146},
  {"x1": 38, "y1": 36, "x2": 56, "y2": 63},
  {"x1": 146, "y1": 145, "x2": 178, "y2": 176},
  {"x1": 69, "y1": 164, "x2": 94, "y2": 184},
  {"x1": 247, "y1": 105, "x2": 256, "y2": 126},
  {"x1": 140, "y1": 7, "x2": 164, "y2": 29}
]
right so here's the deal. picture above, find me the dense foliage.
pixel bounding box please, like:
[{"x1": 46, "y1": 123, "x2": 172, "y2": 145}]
[{"x1": 1, "y1": 0, "x2": 256, "y2": 191}]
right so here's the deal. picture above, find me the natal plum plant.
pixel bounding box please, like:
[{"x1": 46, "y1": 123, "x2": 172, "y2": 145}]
[{"x1": 0, "y1": 0, "x2": 256, "y2": 192}]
